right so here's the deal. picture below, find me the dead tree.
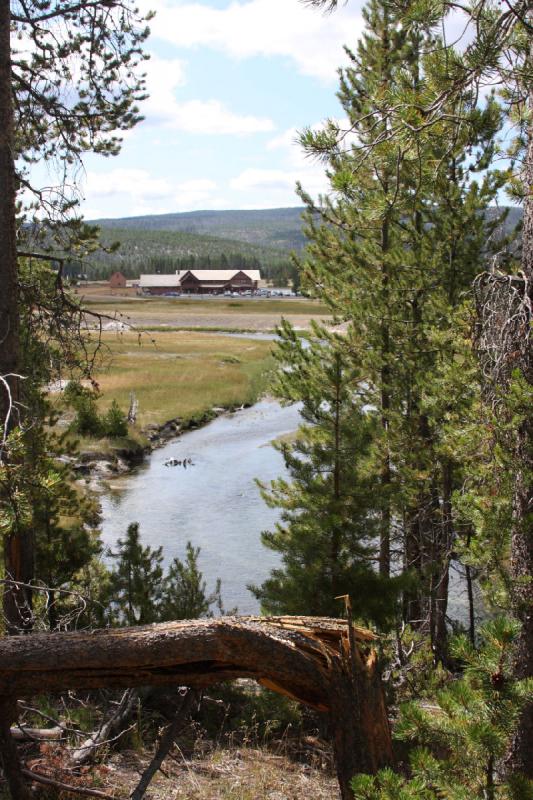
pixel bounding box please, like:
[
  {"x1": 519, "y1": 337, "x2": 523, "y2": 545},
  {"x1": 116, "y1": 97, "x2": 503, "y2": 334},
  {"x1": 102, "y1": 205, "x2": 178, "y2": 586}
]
[{"x1": 0, "y1": 615, "x2": 393, "y2": 800}]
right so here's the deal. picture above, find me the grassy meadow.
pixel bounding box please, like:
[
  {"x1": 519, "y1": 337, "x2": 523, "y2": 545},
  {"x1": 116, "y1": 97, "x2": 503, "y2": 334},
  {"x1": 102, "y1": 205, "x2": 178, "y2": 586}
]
[
  {"x1": 84, "y1": 296, "x2": 328, "y2": 315},
  {"x1": 93, "y1": 330, "x2": 275, "y2": 428},
  {"x1": 80, "y1": 294, "x2": 331, "y2": 333}
]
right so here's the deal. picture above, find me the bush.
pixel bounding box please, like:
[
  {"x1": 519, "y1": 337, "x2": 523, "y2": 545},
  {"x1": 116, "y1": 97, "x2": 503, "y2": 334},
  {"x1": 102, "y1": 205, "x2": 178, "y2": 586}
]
[
  {"x1": 102, "y1": 400, "x2": 129, "y2": 438},
  {"x1": 64, "y1": 382, "x2": 103, "y2": 437},
  {"x1": 64, "y1": 383, "x2": 129, "y2": 439}
]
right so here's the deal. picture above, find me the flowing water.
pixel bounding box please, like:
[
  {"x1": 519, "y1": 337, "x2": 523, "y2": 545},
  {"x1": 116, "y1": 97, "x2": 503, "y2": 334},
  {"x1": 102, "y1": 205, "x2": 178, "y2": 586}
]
[
  {"x1": 100, "y1": 396, "x2": 476, "y2": 623},
  {"x1": 100, "y1": 399, "x2": 301, "y2": 614}
]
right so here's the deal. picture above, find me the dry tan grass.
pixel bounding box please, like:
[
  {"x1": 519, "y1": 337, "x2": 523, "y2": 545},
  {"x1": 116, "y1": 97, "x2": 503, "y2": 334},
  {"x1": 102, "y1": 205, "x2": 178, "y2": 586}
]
[
  {"x1": 102, "y1": 746, "x2": 338, "y2": 800},
  {"x1": 83, "y1": 295, "x2": 330, "y2": 332},
  {"x1": 93, "y1": 331, "x2": 275, "y2": 427}
]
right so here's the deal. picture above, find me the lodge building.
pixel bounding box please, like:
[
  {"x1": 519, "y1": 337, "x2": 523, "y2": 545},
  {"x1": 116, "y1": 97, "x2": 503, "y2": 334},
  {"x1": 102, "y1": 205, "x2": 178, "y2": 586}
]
[{"x1": 138, "y1": 269, "x2": 261, "y2": 295}]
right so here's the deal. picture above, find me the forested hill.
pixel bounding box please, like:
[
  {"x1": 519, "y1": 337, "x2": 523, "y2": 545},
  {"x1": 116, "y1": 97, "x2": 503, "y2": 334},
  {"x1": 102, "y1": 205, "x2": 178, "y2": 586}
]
[
  {"x1": 90, "y1": 207, "x2": 308, "y2": 252},
  {"x1": 86, "y1": 226, "x2": 298, "y2": 284},
  {"x1": 85, "y1": 205, "x2": 521, "y2": 283}
]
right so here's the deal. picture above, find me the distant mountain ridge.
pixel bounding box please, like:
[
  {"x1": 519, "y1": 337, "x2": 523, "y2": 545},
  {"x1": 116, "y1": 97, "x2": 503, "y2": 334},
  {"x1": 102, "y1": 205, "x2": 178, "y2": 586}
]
[
  {"x1": 90, "y1": 207, "x2": 308, "y2": 252},
  {"x1": 91, "y1": 205, "x2": 522, "y2": 253}
]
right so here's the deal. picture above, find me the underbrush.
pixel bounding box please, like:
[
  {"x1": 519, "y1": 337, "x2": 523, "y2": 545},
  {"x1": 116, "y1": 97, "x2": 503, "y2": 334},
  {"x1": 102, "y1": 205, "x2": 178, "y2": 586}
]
[{"x1": 6, "y1": 684, "x2": 336, "y2": 800}]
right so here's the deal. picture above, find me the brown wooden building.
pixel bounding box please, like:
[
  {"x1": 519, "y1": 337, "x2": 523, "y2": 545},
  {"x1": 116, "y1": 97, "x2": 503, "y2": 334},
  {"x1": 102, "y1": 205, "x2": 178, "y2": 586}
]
[
  {"x1": 109, "y1": 271, "x2": 127, "y2": 289},
  {"x1": 179, "y1": 270, "x2": 261, "y2": 294}
]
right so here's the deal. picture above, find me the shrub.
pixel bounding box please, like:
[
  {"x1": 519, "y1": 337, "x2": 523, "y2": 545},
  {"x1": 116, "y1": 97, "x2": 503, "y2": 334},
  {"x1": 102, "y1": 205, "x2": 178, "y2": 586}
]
[
  {"x1": 64, "y1": 382, "x2": 103, "y2": 437},
  {"x1": 102, "y1": 400, "x2": 129, "y2": 438}
]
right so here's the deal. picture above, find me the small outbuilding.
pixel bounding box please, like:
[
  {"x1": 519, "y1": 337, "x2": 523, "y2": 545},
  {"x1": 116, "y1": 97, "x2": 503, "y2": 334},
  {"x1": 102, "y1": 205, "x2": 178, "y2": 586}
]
[{"x1": 109, "y1": 271, "x2": 127, "y2": 289}]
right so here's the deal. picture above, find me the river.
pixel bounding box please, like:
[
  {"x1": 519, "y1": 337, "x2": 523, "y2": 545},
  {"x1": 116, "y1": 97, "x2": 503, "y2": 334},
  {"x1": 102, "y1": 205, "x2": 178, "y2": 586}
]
[
  {"x1": 100, "y1": 399, "x2": 301, "y2": 614},
  {"x1": 100, "y1": 397, "x2": 476, "y2": 623}
]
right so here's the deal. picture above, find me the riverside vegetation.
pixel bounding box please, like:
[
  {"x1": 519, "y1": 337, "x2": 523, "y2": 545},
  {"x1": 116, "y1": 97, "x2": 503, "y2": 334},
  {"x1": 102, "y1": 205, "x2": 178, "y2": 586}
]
[{"x1": 0, "y1": 0, "x2": 532, "y2": 798}]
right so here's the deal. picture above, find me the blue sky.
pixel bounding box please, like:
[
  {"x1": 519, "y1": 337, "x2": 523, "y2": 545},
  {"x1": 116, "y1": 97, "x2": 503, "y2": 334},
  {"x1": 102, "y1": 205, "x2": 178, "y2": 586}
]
[{"x1": 78, "y1": 0, "x2": 370, "y2": 218}]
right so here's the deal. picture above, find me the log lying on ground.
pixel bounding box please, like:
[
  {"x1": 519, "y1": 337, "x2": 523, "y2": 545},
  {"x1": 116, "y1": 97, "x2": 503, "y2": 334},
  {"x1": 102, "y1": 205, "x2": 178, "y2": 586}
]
[
  {"x1": 0, "y1": 615, "x2": 393, "y2": 800},
  {"x1": 10, "y1": 724, "x2": 63, "y2": 741}
]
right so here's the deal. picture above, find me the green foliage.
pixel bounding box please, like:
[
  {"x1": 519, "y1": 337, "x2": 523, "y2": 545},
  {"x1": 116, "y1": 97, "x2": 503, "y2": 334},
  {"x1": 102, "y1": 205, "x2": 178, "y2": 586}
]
[
  {"x1": 64, "y1": 381, "x2": 104, "y2": 437},
  {"x1": 251, "y1": 320, "x2": 403, "y2": 627},
  {"x1": 102, "y1": 400, "x2": 129, "y2": 438},
  {"x1": 160, "y1": 541, "x2": 223, "y2": 621},
  {"x1": 109, "y1": 522, "x2": 164, "y2": 626},
  {"x1": 64, "y1": 382, "x2": 130, "y2": 439},
  {"x1": 287, "y1": 0, "x2": 512, "y2": 663},
  {"x1": 109, "y1": 524, "x2": 225, "y2": 625},
  {"x1": 352, "y1": 620, "x2": 533, "y2": 799}
]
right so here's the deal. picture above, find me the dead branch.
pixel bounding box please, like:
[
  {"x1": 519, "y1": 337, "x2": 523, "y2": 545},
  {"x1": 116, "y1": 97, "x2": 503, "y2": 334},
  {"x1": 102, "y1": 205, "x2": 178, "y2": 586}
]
[
  {"x1": 71, "y1": 688, "x2": 138, "y2": 767},
  {"x1": 10, "y1": 724, "x2": 63, "y2": 741},
  {"x1": 21, "y1": 768, "x2": 115, "y2": 799},
  {"x1": 130, "y1": 688, "x2": 197, "y2": 800}
]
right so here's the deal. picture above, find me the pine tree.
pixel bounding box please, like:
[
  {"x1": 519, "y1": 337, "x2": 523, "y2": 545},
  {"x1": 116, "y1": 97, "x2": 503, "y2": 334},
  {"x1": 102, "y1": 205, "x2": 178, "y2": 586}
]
[
  {"x1": 296, "y1": 1, "x2": 504, "y2": 657},
  {"x1": 351, "y1": 619, "x2": 533, "y2": 799},
  {"x1": 160, "y1": 541, "x2": 223, "y2": 621},
  {"x1": 109, "y1": 523, "x2": 164, "y2": 626},
  {"x1": 252, "y1": 320, "x2": 402, "y2": 626}
]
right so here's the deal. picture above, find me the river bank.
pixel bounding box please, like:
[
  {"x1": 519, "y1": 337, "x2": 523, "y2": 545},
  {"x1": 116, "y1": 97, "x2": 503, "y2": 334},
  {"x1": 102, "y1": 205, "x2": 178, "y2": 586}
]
[
  {"x1": 99, "y1": 399, "x2": 302, "y2": 614},
  {"x1": 66, "y1": 330, "x2": 276, "y2": 479},
  {"x1": 74, "y1": 400, "x2": 257, "y2": 481}
]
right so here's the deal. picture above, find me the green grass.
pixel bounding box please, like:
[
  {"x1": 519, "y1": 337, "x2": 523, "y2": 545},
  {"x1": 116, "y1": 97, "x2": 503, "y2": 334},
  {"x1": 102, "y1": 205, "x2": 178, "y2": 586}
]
[
  {"x1": 140, "y1": 325, "x2": 273, "y2": 334},
  {"x1": 94, "y1": 331, "x2": 275, "y2": 428},
  {"x1": 84, "y1": 297, "x2": 328, "y2": 315}
]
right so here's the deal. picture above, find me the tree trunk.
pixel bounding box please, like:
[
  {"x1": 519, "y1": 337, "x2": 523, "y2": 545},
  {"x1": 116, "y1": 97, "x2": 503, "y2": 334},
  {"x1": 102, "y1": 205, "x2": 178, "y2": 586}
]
[
  {"x1": 0, "y1": 697, "x2": 31, "y2": 800},
  {"x1": 0, "y1": 616, "x2": 394, "y2": 799},
  {"x1": 0, "y1": 0, "x2": 34, "y2": 634},
  {"x1": 507, "y1": 73, "x2": 533, "y2": 778},
  {"x1": 432, "y1": 461, "x2": 453, "y2": 666},
  {"x1": 0, "y1": 0, "x2": 18, "y2": 425}
]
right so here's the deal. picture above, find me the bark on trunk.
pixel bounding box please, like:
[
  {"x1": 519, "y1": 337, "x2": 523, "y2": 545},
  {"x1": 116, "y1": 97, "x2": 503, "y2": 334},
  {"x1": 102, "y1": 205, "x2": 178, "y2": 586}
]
[
  {"x1": 0, "y1": 0, "x2": 18, "y2": 423},
  {"x1": 0, "y1": 0, "x2": 34, "y2": 634},
  {"x1": 0, "y1": 697, "x2": 31, "y2": 800},
  {"x1": 507, "y1": 72, "x2": 533, "y2": 778},
  {"x1": 0, "y1": 616, "x2": 394, "y2": 799}
]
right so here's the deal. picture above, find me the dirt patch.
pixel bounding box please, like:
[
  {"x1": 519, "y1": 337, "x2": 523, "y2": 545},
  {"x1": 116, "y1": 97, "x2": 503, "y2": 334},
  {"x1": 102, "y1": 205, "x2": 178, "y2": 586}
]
[{"x1": 102, "y1": 745, "x2": 338, "y2": 799}]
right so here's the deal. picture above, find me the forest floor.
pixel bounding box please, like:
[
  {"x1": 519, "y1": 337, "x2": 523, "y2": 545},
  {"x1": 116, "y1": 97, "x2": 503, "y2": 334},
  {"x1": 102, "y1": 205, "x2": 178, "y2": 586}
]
[
  {"x1": 100, "y1": 745, "x2": 338, "y2": 800},
  {"x1": 6, "y1": 744, "x2": 338, "y2": 800}
]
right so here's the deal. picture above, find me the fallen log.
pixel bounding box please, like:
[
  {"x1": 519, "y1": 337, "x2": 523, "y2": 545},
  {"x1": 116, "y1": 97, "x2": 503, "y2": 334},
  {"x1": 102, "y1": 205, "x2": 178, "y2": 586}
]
[
  {"x1": 21, "y1": 768, "x2": 116, "y2": 799},
  {"x1": 10, "y1": 724, "x2": 64, "y2": 741},
  {"x1": 0, "y1": 615, "x2": 393, "y2": 800}
]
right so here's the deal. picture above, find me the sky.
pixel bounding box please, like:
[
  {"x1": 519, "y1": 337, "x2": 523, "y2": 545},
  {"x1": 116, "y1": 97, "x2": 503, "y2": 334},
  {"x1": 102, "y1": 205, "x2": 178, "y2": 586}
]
[{"x1": 75, "y1": 0, "x2": 370, "y2": 219}]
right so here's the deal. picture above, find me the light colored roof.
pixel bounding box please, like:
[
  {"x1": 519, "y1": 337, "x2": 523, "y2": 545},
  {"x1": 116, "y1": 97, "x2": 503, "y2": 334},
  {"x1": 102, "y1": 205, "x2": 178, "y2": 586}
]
[
  {"x1": 139, "y1": 274, "x2": 180, "y2": 288},
  {"x1": 180, "y1": 270, "x2": 261, "y2": 282}
]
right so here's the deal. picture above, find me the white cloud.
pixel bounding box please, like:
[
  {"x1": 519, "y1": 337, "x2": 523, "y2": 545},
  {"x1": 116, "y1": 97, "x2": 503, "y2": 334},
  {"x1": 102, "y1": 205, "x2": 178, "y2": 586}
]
[
  {"x1": 86, "y1": 169, "x2": 172, "y2": 199},
  {"x1": 140, "y1": 0, "x2": 365, "y2": 83},
  {"x1": 230, "y1": 168, "x2": 295, "y2": 192},
  {"x1": 266, "y1": 127, "x2": 300, "y2": 151},
  {"x1": 159, "y1": 98, "x2": 274, "y2": 134},
  {"x1": 230, "y1": 164, "x2": 329, "y2": 200},
  {"x1": 140, "y1": 56, "x2": 188, "y2": 124},
  {"x1": 83, "y1": 169, "x2": 219, "y2": 216},
  {"x1": 138, "y1": 55, "x2": 274, "y2": 134}
]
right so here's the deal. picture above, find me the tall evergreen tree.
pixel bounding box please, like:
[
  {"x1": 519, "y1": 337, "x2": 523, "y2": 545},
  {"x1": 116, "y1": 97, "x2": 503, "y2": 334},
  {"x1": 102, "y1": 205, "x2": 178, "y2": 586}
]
[
  {"x1": 296, "y1": 1, "x2": 503, "y2": 658},
  {"x1": 252, "y1": 320, "x2": 402, "y2": 626},
  {"x1": 160, "y1": 541, "x2": 224, "y2": 621}
]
